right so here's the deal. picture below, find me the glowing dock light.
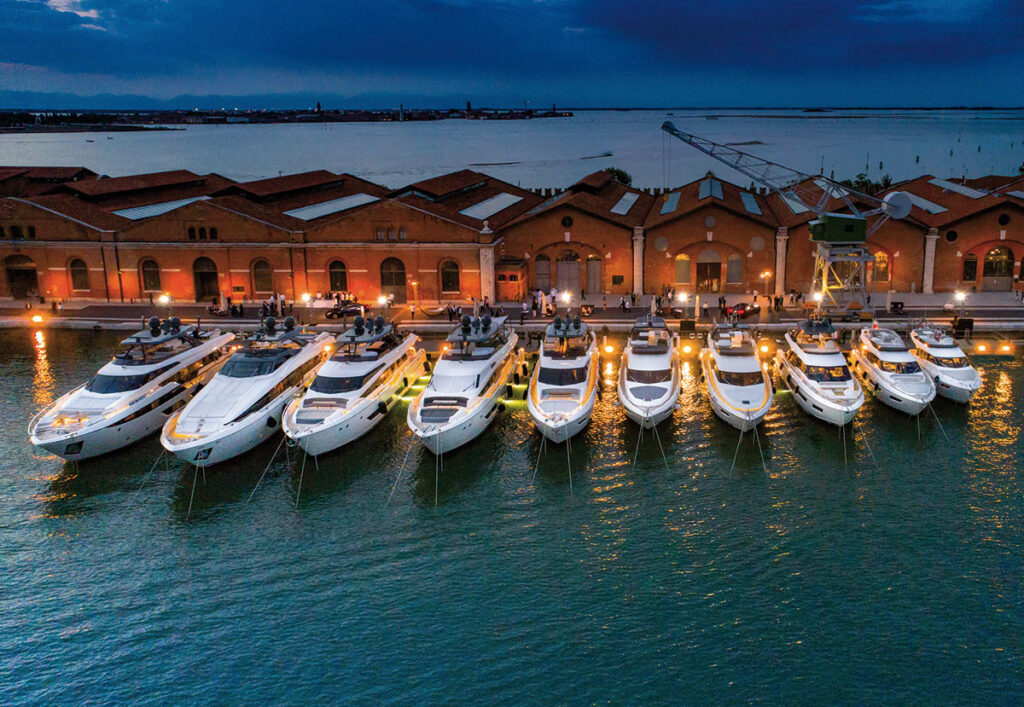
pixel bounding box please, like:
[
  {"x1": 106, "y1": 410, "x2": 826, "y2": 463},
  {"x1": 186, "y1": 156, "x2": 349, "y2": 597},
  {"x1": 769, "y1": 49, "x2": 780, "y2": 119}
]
[
  {"x1": 812, "y1": 291, "x2": 823, "y2": 303},
  {"x1": 977, "y1": 344, "x2": 987, "y2": 352},
  {"x1": 682, "y1": 344, "x2": 692, "y2": 354},
  {"x1": 158, "y1": 294, "x2": 170, "y2": 305},
  {"x1": 604, "y1": 345, "x2": 613, "y2": 354},
  {"x1": 1000, "y1": 344, "x2": 1012, "y2": 353},
  {"x1": 377, "y1": 295, "x2": 387, "y2": 306},
  {"x1": 679, "y1": 292, "x2": 688, "y2": 302},
  {"x1": 30, "y1": 314, "x2": 43, "y2": 323},
  {"x1": 560, "y1": 291, "x2": 571, "y2": 304},
  {"x1": 300, "y1": 292, "x2": 311, "y2": 303},
  {"x1": 954, "y1": 291, "x2": 967, "y2": 303},
  {"x1": 760, "y1": 344, "x2": 769, "y2": 353}
]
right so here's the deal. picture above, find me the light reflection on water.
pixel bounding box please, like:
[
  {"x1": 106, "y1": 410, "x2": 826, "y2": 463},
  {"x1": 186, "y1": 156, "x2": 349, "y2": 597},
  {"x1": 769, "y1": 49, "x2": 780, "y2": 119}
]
[{"x1": 2, "y1": 329, "x2": 1024, "y2": 703}]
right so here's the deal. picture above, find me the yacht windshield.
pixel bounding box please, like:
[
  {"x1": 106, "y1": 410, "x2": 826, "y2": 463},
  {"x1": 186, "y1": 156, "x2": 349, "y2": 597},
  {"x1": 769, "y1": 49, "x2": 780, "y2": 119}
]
[
  {"x1": 879, "y1": 359, "x2": 921, "y2": 374},
  {"x1": 627, "y1": 368, "x2": 671, "y2": 384},
  {"x1": 220, "y1": 357, "x2": 282, "y2": 378},
  {"x1": 925, "y1": 352, "x2": 970, "y2": 368},
  {"x1": 538, "y1": 366, "x2": 588, "y2": 386},
  {"x1": 86, "y1": 366, "x2": 170, "y2": 393},
  {"x1": 716, "y1": 370, "x2": 764, "y2": 387},
  {"x1": 804, "y1": 365, "x2": 852, "y2": 383},
  {"x1": 310, "y1": 368, "x2": 380, "y2": 394}
]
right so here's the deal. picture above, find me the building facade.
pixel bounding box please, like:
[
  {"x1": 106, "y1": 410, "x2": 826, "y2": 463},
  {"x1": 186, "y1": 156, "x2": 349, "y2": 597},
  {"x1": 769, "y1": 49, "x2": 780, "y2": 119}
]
[{"x1": 2, "y1": 166, "x2": 1023, "y2": 303}]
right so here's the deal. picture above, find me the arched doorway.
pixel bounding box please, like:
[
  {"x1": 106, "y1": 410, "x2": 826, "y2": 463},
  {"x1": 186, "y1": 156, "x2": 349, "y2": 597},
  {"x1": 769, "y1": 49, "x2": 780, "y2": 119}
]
[
  {"x1": 534, "y1": 254, "x2": 551, "y2": 291},
  {"x1": 982, "y1": 246, "x2": 1014, "y2": 290},
  {"x1": 696, "y1": 249, "x2": 721, "y2": 293},
  {"x1": 4, "y1": 255, "x2": 38, "y2": 299},
  {"x1": 674, "y1": 254, "x2": 691, "y2": 285},
  {"x1": 586, "y1": 255, "x2": 601, "y2": 296},
  {"x1": 193, "y1": 257, "x2": 219, "y2": 302},
  {"x1": 556, "y1": 250, "x2": 581, "y2": 295},
  {"x1": 380, "y1": 257, "x2": 407, "y2": 303}
]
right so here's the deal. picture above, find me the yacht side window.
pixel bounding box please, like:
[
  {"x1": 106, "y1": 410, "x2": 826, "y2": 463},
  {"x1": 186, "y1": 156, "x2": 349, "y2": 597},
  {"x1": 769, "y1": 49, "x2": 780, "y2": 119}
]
[{"x1": 86, "y1": 365, "x2": 173, "y2": 393}]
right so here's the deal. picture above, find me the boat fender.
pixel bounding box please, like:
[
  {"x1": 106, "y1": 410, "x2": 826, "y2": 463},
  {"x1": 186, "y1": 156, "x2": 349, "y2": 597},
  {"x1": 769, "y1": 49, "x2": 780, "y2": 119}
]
[
  {"x1": 514, "y1": 372, "x2": 520, "y2": 385},
  {"x1": 498, "y1": 402, "x2": 506, "y2": 412},
  {"x1": 699, "y1": 374, "x2": 705, "y2": 384},
  {"x1": 267, "y1": 417, "x2": 277, "y2": 428},
  {"x1": 377, "y1": 401, "x2": 388, "y2": 416},
  {"x1": 424, "y1": 360, "x2": 432, "y2": 372},
  {"x1": 402, "y1": 376, "x2": 409, "y2": 389},
  {"x1": 505, "y1": 384, "x2": 513, "y2": 398},
  {"x1": 521, "y1": 363, "x2": 529, "y2": 377}
]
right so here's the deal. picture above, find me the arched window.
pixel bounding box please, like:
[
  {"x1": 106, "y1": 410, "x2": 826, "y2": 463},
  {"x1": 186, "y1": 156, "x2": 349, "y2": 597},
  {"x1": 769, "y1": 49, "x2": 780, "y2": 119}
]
[
  {"x1": 674, "y1": 254, "x2": 691, "y2": 284},
  {"x1": 0, "y1": 226, "x2": 5, "y2": 238},
  {"x1": 69, "y1": 258, "x2": 89, "y2": 291},
  {"x1": 398, "y1": 227, "x2": 407, "y2": 240},
  {"x1": 873, "y1": 252, "x2": 890, "y2": 282},
  {"x1": 209, "y1": 227, "x2": 218, "y2": 240},
  {"x1": 140, "y1": 259, "x2": 161, "y2": 292},
  {"x1": 199, "y1": 227, "x2": 207, "y2": 240},
  {"x1": 726, "y1": 254, "x2": 743, "y2": 284},
  {"x1": 187, "y1": 227, "x2": 196, "y2": 240},
  {"x1": 329, "y1": 261, "x2": 347, "y2": 291},
  {"x1": 27, "y1": 226, "x2": 36, "y2": 239},
  {"x1": 387, "y1": 227, "x2": 396, "y2": 241},
  {"x1": 440, "y1": 260, "x2": 460, "y2": 293},
  {"x1": 251, "y1": 259, "x2": 273, "y2": 293},
  {"x1": 11, "y1": 226, "x2": 22, "y2": 240},
  {"x1": 962, "y1": 254, "x2": 977, "y2": 281},
  {"x1": 983, "y1": 246, "x2": 1014, "y2": 277},
  {"x1": 558, "y1": 250, "x2": 580, "y2": 261}
]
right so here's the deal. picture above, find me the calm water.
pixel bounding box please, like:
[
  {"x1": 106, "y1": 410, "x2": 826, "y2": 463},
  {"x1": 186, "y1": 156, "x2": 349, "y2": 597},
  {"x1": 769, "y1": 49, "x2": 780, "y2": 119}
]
[
  {"x1": 1, "y1": 109, "x2": 1023, "y2": 188},
  {"x1": 2, "y1": 327, "x2": 1023, "y2": 703}
]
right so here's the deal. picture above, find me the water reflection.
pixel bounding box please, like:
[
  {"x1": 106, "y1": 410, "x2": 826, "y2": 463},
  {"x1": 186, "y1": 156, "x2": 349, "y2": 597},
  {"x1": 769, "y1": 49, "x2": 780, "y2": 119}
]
[{"x1": 32, "y1": 329, "x2": 55, "y2": 408}]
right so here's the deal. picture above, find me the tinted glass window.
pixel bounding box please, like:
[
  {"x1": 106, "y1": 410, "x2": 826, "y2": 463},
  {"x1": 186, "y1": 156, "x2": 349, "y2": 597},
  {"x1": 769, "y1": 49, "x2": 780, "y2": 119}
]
[
  {"x1": 220, "y1": 357, "x2": 281, "y2": 378},
  {"x1": 310, "y1": 370, "x2": 378, "y2": 393},
  {"x1": 86, "y1": 367, "x2": 169, "y2": 393},
  {"x1": 804, "y1": 365, "x2": 852, "y2": 383},
  {"x1": 716, "y1": 370, "x2": 764, "y2": 387},
  {"x1": 627, "y1": 368, "x2": 670, "y2": 384},
  {"x1": 538, "y1": 366, "x2": 587, "y2": 386}
]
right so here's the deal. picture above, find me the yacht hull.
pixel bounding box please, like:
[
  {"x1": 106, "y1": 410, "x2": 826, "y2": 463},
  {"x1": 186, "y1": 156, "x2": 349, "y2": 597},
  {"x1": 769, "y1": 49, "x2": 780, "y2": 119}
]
[
  {"x1": 775, "y1": 355, "x2": 860, "y2": 427},
  {"x1": 620, "y1": 396, "x2": 676, "y2": 429},
  {"x1": 527, "y1": 383, "x2": 597, "y2": 443},
  {"x1": 850, "y1": 351, "x2": 935, "y2": 416},
  {"x1": 700, "y1": 353, "x2": 771, "y2": 433},
  {"x1": 161, "y1": 394, "x2": 291, "y2": 466},
  {"x1": 932, "y1": 374, "x2": 980, "y2": 404},
  {"x1": 285, "y1": 351, "x2": 427, "y2": 456},
  {"x1": 31, "y1": 383, "x2": 197, "y2": 461}
]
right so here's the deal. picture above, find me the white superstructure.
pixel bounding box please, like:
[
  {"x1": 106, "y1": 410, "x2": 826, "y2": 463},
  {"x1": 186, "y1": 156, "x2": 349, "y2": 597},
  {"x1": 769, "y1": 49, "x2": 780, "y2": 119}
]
[
  {"x1": 850, "y1": 326, "x2": 935, "y2": 415},
  {"x1": 700, "y1": 325, "x2": 772, "y2": 432},
  {"x1": 161, "y1": 318, "x2": 333, "y2": 466},
  {"x1": 407, "y1": 315, "x2": 523, "y2": 455},
  {"x1": 29, "y1": 317, "x2": 233, "y2": 461},
  {"x1": 283, "y1": 315, "x2": 426, "y2": 456},
  {"x1": 910, "y1": 325, "x2": 982, "y2": 403},
  {"x1": 527, "y1": 315, "x2": 599, "y2": 443},
  {"x1": 775, "y1": 319, "x2": 863, "y2": 426},
  {"x1": 617, "y1": 316, "x2": 680, "y2": 429}
]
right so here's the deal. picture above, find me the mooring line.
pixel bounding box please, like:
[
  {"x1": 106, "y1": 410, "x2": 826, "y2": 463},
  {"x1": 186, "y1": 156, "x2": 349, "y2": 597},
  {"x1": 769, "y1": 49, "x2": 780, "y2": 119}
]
[{"x1": 247, "y1": 434, "x2": 288, "y2": 503}]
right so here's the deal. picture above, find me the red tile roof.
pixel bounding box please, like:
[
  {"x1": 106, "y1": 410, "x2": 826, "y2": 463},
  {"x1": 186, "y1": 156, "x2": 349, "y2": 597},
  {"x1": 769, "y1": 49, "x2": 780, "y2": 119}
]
[
  {"x1": 506, "y1": 171, "x2": 654, "y2": 230},
  {"x1": 58, "y1": 170, "x2": 207, "y2": 197},
  {"x1": 881, "y1": 175, "x2": 1009, "y2": 227},
  {"x1": 392, "y1": 171, "x2": 542, "y2": 230},
  {"x1": 216, "y1": 170, "x2": 347, "y2": 199},
  {"x1": 401, "y1": 169, "x2": 490, "y2": 199},
  {"x1": 644, "y1": 175, "x2": 778, "y2": 230},
  {"x1": 17, "y1": 194, "x2": 130, "y2": 231}
]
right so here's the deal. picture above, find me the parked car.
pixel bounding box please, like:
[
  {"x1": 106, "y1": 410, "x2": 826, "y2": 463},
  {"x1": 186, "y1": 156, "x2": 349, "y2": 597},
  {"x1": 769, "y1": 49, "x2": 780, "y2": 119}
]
[
  {"x1": 324, "y1": 302, "x2": 366, "y2": 319},
  {"x1": 725, "y1": 302, "x2": 761, "y2": 319}
]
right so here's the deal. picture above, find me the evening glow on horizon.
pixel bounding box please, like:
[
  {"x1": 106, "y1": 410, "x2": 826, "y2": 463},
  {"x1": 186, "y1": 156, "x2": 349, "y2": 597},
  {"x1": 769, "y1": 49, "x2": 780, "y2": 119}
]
[{"x1": 1, "y1": 0, "x2": 1022, "y2": 107}]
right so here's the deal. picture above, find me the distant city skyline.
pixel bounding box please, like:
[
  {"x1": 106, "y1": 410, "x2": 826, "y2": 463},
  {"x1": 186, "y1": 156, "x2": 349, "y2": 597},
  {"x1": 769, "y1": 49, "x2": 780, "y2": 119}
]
[{"x1": 2, "y1": 0, "x2": 1022, "y2": 108}]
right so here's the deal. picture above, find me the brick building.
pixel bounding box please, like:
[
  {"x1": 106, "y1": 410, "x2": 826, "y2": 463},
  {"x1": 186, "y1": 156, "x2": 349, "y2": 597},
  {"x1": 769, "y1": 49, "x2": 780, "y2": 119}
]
[{"x1": 2, "y1": 165, "x2": 1023, "y2": 304}]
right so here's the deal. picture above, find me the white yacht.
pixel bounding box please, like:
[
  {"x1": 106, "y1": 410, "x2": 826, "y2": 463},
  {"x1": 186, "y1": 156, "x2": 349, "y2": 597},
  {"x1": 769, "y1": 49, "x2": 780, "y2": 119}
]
[
  {"x1": 909, "y1": 326, "x2": 982, "y2": 403},
  {"x1": 283, "y1": 315, "x2": 426, "y2": 456},
  {"x1": 775, "y1": 319, "x2": 863, "y2": 426},
  {"x1": 407, "y1": 315, "x2": 523, "y2": 455},
  {"x1": 849, "y1": 326, "x2": 936, "y2": 415},
  {"x1": 161, "y1": 317, "x2": 333, "y2": 466},
  {"x1": 29, "y1": 317, "x2": 233, "y2": 461},
  {"x1": 617, "y1": 316, "x2": 680, "y2": 428},
  {"x1": 527, "y1": 315, "x2": 599, "y2": 443},
  {"x1": 700, "y1": 325, "x2": 773, "y2": 432}
]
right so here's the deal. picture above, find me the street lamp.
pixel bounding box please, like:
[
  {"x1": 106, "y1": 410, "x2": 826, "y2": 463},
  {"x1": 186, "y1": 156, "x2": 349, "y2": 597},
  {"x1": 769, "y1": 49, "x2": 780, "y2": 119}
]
[
  {"x1": 955, "y1": 290, "x2": 966, "y2": 315},
  {"x1": 761, "y1": 270, "x2": 772, "y2": 297},
  {"x1": 300, "y1": 292, "x2": 311, "y2": 304},
  {"x1": 158, "y1": 294, "x2": 170, "y2": 306},
  {"x1": 678, "y1": 291, "x2": 688, "y2": 317},
  {"x1": 561, "y1": 290, "x2": 571, "y2": 311},
  {"x1": 377, "y1": 295, "x2": 387, "y2": 316}
]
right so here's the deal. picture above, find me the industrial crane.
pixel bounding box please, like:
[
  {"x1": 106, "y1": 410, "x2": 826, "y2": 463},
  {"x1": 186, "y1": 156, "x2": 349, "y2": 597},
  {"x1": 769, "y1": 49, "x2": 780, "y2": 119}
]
[{"x1": 661, "y1": 121, "x2": 913, "y2": 314}]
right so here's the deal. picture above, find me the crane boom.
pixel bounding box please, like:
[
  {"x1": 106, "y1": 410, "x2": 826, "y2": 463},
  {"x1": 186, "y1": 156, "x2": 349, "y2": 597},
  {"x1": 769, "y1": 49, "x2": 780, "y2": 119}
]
[{"x1": 660, "y1": 121, "x2": 913, "y2": 316}]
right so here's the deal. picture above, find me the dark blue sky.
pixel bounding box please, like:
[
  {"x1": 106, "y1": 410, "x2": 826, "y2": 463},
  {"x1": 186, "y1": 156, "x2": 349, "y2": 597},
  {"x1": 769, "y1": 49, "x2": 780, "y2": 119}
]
[{"x1": 1, "y1": 0, "x2": 1021, "y2": 106}]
